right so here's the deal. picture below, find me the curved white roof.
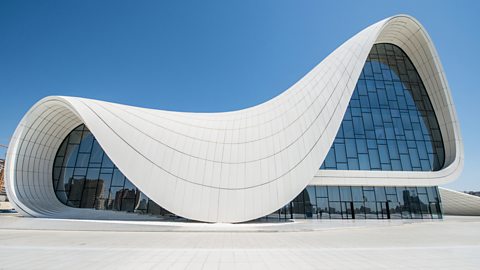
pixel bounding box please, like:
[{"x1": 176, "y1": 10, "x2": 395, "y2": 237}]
[{"x1": 5, "y1": 15, "x2": 463, "y2": 222}]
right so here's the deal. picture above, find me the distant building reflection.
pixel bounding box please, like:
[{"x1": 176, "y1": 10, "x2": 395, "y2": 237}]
[{"x1": 65, "y1": 178, "x2": 104, "y2": 208}]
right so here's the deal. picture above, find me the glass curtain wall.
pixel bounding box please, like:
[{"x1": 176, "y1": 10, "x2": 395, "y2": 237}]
[
  {"x1": 52, "y1": 124, "x2": 175, "y2": 218},
  {"x1": 320, "y1": 43, "x2": 445, "y2": 171},
  {"x1": 264, "y1": 185, "x2": 442, "y2": 220}
]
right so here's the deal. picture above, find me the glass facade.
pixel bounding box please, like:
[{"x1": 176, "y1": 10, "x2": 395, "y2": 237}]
[
  {"x1": 52, "y1": 124, "x2": 175, "y2": 218},
  {"x1": 263, "y1": 185, "x2": 442, "y2": 220},
  {"x1": 51, "y1": 43, "x2": 445, "y2": 221},
  {"x1": 320, "y1": 43, "x2": 444, "y2": 171}
]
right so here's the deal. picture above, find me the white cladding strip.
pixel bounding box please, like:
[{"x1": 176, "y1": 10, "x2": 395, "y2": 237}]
[
  {"x1": 439, "y1": 188, "x2": 480, "y2": 216},
  {"x1": 5, "y1": 15, "x2": 462, "y2": 222}
]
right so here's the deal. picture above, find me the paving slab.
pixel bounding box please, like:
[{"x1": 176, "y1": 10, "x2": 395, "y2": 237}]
[{"x1": 0, "y1": 215, "x2": 479, "y2": 269}]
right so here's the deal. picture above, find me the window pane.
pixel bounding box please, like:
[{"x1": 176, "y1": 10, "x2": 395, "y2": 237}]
[
  {"x1": 316, "y1": 186, "x2": 328, "y2": 198},
  {"x1": 352, "y1": 187, "x2": 363, "y2": 201},
  {"x1": 79, "y1": 132, "x2": 94, "y2": 153},
  {"x1": 112, "y1": 169, "x2": 125, "y2": 187},
  {"x1": 89, "y1": 140, "x2": 104, "y2": 163},
  {"x1": 329, "y1": 202, "x2": 342, "y2": 219},
  {"x1": 334, "y1": 143, "x2": 347, "y2": 163},
  {"x1": 375, "y1": 187, "x2": 386, "y2": 201},
  {"x1": 328, "y1": 186, "x2": 340, "y2": 201},
  {"x1": 316, "y1": 198, "x2": 329, "y2": 219},
  {"x1": 340, "y1": 187, "x2": 352, "y2": 201}
]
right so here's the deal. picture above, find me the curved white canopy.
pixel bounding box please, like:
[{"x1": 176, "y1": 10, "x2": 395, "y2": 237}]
[{"x1": 5, "y1": 15, "x2": 463, "y2": 222}]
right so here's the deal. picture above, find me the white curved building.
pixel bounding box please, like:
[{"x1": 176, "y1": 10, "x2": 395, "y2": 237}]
[{"x1": 4, "y1": 15, "x2": 463, "y2": 222}]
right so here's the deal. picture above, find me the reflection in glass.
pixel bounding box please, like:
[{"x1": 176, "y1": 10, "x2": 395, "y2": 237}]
[
  {"x1": 52, "y1": 124, "x2": 174, "y2": 218},
  {"x1": 320, "y1": 43, "x2": 445, "y2": 171},
  {"x1": 263, "y1": 185, "x2": 442, "y2": 221}
]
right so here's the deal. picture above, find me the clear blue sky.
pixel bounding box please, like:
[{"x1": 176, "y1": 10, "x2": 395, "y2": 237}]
[{"x1": 0, "y1": 1, "x2": 478, "y2": 191}]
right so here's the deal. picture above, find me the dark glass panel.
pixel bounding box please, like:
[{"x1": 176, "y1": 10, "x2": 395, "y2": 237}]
[
  {"x1": 356, "y1": 139, "x2": 368, "y2": 154},
  {"x1": 363, "y1": 189, "x2": 376, "y2": 203},
  {"x1": 327, "y1": 186, "x2": 340, "y2": 201},
  {"x1": 68, "y1": 130, "x2": 83, "y2": 144},
  {"x1": 416, "y1": 186, "x2": 427, "y2": 194},
  {"x1": 391, "y1": 160, "x2": 402, "y2": 170},
  {"x1": 68, "y1": 176, "x2": 86, "y2": 202},
  {"x1": 378, "y1": 144, "x2": 390, "y2": 164},
  {"x1": 64, "y1": 144, "x2": 79, "y2": 167},
  {"x1": 324, "y1": 150, "x2": 336, "y2": 168},
  {"x1": 352, "y1": 187, "x2": 363, "y2": 202},
  {"x1": 343, "y1": 121, "x2": 354, "y2": 138},
  {"x1": 89, "y1": 140, "x2": 104, "y2": 164},
  {"x1": 427, "y1": 187, "x2": 440, "y2": 203},
  {"x1": 345, "y1": 139, "x2": 357, "y2": 158},
  {"x1": 368, "y1": 149, "x2": 381, "y2": 169},
  {"x1": 353, "y1": 202, "x2": 366, "y2": 219},
  {"x1": 334, "y1": 143, "x2": 347, "y2": 163},
  {"x1": 112, "y1": 169, "x2": 125, "y2": 187},
  {"x1": 364, "y1": 202, "x2": 378, "y2": 218},
  {"x1": 389, "y1": 201, "x2": 402, "y2": 219},
  {"x1": 75, "y1": 153, "x2": 90, "y2": 167},
  {"x1": 358, "y1": 154, "x2": 370, "y2": 170},
  {"x1": 80, "y1": 188, "x2": 97, "y2": 208},
  {"x1": 375, "y1": 187, "x2": 386, "y2": 202},
  {"x1": 306, "y1": 186, "x2": 316, "y2": 200},
  {"x1": 305, "y1": 187, "x2": 316, "y2": 218},
  {"x1": 419, "y1": 194, "x2": 430, "y2": 218},
  {"x1": 340, "y1": 186, "x2": 352, "y2": 201},
  {"x1": 135, "y1": 193, "x2": 149, "y2": 213},
  {"x1": 79, "y1": 133, "x2": 94, "y2": 153},
  {"x1": 316, "y1": 198, "x2": 329, "y2": 219},
  {"x1": 73, "y1": 167, "x2": 87, "y2": 177},
  {"x1": 315, "y1": 186, "x2": 328, "y2": 198},
  {"x1": 291, "y1": 191, "x2": 306, "y2": 219},
  {"x1": 329, "y1": 202, "x2": 342, "y2": 219},
  {"x1": 400, "y1": 155, "x2": 412, "y2": 170},
  {"x1": 347, "y1": 158, "x2": 359, "y2": 170},
  {"x1": 109, "y1": 186, "x2": 124, "y2": 211},
  {"x1": 60, "y1": 167, "x2": 74, "y2": 192},
  {"x1": 86, "y1": 168, "x2": 100, "y2": 181},
  {"x1": 341, "y1": 202, "x2": 354, "y2": 219}
]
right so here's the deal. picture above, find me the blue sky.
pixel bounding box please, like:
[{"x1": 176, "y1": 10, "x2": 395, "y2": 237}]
[{"x1": 0, "y1": 1, "x2": 478, "y2": 191}]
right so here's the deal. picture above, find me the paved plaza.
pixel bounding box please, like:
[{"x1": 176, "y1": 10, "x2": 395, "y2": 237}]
[{"x1": 0, "y1": 214, "x2": 479, "y2": 269}]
